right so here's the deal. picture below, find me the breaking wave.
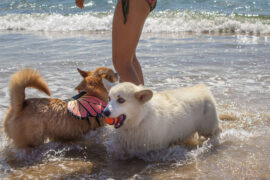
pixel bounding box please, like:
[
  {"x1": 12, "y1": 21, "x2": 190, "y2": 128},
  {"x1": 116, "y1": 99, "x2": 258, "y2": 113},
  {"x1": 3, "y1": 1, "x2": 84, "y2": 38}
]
[{"x1": 0, "y1": 11, "x2": 270, "y2": 35}]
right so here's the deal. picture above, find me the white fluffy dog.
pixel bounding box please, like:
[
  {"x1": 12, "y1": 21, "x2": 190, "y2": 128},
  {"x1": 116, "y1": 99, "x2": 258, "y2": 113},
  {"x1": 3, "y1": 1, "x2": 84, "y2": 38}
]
[{"x1": 102, "y1": 79, "x2": 220, "y2": 154}]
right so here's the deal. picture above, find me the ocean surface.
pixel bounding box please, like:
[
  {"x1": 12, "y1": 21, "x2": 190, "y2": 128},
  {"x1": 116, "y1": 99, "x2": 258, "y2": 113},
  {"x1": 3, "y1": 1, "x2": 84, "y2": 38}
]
[
  {"x1": 0, "y1": 0, "x2": 270, "y2": 34},
  {"x1": 0, "y1": 0, "x2": 270, "y2": 179}
]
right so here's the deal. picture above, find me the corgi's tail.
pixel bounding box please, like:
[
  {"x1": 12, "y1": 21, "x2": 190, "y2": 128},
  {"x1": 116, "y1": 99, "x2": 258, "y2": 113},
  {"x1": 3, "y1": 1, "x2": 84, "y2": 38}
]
[{"x1": 9, "y1": 68, "x2": 51, "y2": 114}]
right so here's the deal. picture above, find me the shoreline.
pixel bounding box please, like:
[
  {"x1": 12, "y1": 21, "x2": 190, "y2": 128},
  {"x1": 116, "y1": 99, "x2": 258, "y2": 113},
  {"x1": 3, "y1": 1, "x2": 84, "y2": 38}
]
[{"x1": 1, "y1": 30, "x2": 270, "y2": 40}]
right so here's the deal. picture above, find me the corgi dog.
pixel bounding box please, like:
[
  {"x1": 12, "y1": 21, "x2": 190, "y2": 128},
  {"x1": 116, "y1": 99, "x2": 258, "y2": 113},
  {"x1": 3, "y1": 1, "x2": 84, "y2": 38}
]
[
  {"x1": 3, "y1": 67, "x2": 118, "y2": 148},
  {"x1": 102, "y1": 79, "x2": 220, "y2": 154}
]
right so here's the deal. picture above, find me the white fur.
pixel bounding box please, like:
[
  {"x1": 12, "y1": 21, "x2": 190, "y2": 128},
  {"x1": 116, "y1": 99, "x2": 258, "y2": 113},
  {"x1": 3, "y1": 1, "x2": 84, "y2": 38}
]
[{"x1": 103, "y1": 80, "x2": 220, "y2": 154}]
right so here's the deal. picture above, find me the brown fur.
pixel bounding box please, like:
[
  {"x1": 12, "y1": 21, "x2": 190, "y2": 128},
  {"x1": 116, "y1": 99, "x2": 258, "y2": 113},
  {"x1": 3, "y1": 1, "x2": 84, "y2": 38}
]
[{"x1": 3, "y1": 67, "x2": 118, "y2": 149}]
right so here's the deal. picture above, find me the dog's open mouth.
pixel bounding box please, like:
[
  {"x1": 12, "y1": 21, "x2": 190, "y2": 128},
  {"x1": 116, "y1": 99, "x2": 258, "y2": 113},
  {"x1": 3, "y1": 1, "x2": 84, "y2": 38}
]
[{"x1": 114, "y1": 114, "x2": 126, "y2": 129}]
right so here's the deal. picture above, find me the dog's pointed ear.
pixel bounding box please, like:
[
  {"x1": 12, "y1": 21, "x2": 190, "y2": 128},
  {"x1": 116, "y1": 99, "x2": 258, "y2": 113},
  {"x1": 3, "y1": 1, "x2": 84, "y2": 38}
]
[
  {"x1": 134, "y1": 89, "x2": 153, "y2": 104},
  {"x1": 95, "y1": 68, "x2": 119, "y2": 83},
  {"x1": 77, "y1": 68, "x2": 89, "y2": 78},
  {"x1": 102, "y1": 78, "x2": 117, "y2": 92},
  {"x1": 95, "y1": 68, "x2": 105, "y2": 76}
]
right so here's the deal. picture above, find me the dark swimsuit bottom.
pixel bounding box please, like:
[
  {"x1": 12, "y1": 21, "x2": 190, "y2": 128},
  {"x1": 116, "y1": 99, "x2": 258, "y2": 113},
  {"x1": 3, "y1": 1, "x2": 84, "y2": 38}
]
[{"x1": 122, "y1": 0, "x2": 157, "y2": 24}]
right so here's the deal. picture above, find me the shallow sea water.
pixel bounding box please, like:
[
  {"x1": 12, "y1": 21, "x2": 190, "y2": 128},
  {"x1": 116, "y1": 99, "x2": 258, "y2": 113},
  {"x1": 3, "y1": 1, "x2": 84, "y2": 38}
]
[{"x1": 0, "y1": 31, "x2": 269, "y2": 179}]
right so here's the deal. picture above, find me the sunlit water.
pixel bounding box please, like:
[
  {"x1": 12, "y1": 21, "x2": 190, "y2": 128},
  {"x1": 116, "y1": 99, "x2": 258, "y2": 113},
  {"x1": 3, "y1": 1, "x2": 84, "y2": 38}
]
[{"x1": 0, "y1": 31, "x2": 269, "y2": 179}]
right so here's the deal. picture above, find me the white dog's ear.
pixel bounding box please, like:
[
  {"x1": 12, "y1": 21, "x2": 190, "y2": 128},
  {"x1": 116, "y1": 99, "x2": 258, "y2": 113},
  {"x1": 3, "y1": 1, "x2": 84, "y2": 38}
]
[
  {"x1": 134, "y1": 89, "x2": 153, "y2": 104},
  {"x1": 102, "y1": 78, "x2": 117, "y2": 92}
]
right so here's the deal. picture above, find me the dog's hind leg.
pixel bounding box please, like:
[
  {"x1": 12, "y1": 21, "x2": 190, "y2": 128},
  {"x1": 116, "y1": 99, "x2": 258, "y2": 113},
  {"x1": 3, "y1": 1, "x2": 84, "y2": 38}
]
[
  {"x1": 22, "y1": 120, "x2": 45, "y2": 148},
  {"x1": 197, "y1": 100, "x2": 220, "y2": 139}
]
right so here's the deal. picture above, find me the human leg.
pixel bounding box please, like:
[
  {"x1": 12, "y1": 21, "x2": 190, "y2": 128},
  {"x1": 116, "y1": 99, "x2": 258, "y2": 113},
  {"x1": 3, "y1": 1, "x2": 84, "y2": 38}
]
[
  {"x1": 132, "y1": 55, "x2": 144, "y2": 85},
  {"x1": 112, "y1": 0, "x2": 150, "y2": 85}
]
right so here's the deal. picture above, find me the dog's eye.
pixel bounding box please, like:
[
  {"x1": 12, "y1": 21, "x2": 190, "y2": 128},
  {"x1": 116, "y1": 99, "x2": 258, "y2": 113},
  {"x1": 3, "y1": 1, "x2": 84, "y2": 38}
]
[{"x1": 117, "y1": 97, "x2": 125, "y2": 104}]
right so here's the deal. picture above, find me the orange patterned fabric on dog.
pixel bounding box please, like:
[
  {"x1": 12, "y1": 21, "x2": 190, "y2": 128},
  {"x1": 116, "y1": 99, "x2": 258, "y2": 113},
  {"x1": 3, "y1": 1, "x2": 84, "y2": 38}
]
[{"x1": 67, "y1": 92, "x2": 106, "y2": 120}]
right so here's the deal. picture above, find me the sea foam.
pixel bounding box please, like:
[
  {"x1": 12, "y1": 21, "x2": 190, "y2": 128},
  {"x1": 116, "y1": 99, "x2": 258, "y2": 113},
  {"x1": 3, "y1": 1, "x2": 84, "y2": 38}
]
[{"x1": 0, "y1": 11, "x2": 270, "y2": 35}]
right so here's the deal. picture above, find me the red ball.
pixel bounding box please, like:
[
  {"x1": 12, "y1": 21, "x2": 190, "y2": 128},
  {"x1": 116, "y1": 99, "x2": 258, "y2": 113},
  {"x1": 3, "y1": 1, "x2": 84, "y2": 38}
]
[{"x1": 105, "y1": 117, "x2": 118, "y2": 125}]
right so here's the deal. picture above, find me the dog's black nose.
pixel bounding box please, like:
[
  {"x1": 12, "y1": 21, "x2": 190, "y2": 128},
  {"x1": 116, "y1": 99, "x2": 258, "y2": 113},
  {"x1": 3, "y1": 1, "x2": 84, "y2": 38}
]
[{"x1": 103, "y1": 109, "x2": 111, "y2": 117}]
